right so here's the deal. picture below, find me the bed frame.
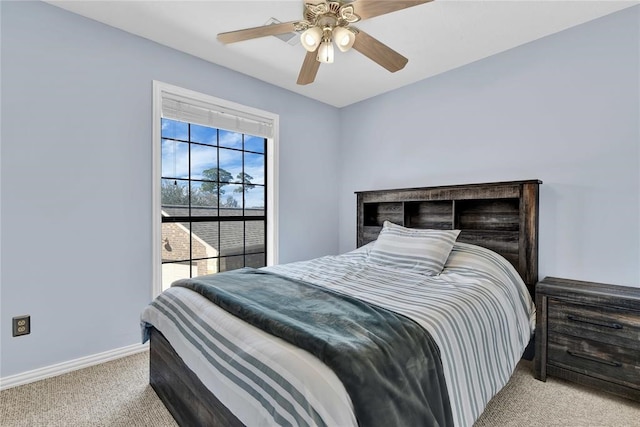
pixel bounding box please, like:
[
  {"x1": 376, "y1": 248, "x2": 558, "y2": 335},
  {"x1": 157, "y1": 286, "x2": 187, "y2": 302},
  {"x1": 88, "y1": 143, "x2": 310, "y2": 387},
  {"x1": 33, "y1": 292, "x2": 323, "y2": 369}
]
[
  {"x1": 150, "y1": 179, "x2": 542, "y2": 426},
  {"x1": 356, "y1": 179, "x2": 541, "y2": 295}
]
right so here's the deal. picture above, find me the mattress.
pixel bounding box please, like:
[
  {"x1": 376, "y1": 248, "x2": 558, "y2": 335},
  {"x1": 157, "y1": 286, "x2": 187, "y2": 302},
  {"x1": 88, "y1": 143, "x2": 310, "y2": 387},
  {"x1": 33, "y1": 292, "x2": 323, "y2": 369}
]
[{"x1": 141, "y1": 242, "x2": 535, "y2": 427}]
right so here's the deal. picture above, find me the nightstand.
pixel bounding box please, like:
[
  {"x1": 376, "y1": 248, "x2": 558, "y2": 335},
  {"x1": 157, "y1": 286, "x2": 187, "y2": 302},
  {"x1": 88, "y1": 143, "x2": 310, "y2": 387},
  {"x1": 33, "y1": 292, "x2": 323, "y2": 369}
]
[{"x1": 534, "y1": 277, "x2": 640, "y2": 402}]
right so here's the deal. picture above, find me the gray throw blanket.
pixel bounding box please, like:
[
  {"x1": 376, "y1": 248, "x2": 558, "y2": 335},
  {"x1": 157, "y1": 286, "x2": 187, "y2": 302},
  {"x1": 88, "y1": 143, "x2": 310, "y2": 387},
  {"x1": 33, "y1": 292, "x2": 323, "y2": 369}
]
[{"x1": 173, "y1": 268, "x2": 453, "y2": 427}]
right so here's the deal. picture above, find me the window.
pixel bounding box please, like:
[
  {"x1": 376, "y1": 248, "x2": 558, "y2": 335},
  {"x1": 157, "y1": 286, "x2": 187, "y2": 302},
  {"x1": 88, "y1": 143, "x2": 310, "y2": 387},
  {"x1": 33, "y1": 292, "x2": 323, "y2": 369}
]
[{"x1": 152, "y1": 82, "x2": 278, "y2": 296}]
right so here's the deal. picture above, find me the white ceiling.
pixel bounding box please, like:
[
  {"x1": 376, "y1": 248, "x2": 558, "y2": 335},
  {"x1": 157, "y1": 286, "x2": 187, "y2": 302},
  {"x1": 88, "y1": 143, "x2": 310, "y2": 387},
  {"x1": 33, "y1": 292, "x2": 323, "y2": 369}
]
[{"x1": 46, "y1": 1, "x2": 638, "y2": 107}]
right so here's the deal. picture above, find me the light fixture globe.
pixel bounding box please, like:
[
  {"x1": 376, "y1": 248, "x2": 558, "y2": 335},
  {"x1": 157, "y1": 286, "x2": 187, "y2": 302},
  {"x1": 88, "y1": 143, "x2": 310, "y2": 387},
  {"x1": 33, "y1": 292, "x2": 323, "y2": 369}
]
[
  {"x1": 317, "y1": 40, "x2": 334, "y2": 63},
  {"x1": 333, "y1": 26, "x2": 355, "y2": 52},
  {"x1": 300, "y1": 27, "x2": 323, "y2": 52}
]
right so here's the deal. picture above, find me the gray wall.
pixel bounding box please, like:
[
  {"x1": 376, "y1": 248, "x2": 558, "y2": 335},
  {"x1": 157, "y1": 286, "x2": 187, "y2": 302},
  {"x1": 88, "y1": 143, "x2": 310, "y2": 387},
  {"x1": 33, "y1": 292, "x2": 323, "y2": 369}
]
[
  {"x1": 0, "y1": 1, "x2": 340, "y2": 377},
  {"x1": 338, "y1": 6, "x2": 640, "y2": 288},
  {"x1": 2, "y1": 1, "x2": 638, "y2": 379}
]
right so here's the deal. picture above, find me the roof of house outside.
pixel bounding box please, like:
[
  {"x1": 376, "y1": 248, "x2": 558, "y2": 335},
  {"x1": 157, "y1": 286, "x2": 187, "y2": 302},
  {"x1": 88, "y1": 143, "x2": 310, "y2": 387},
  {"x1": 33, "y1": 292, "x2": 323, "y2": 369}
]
[{"x1": 162, "y1": 206, "x2": 265, "y2": 256}]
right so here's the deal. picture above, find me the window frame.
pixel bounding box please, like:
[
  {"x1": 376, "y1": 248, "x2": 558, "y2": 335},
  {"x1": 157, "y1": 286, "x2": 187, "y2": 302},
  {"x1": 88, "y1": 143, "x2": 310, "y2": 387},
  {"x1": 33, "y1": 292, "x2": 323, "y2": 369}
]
[{"x1": 152, "y1": 81, "x2": 279, "y2": 298}]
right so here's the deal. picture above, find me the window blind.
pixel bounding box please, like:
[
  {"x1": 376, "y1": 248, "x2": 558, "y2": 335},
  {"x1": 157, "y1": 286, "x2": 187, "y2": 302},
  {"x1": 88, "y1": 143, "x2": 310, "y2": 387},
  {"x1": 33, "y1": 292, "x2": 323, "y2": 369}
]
[{"x1": 161, "y1": 92, "x2": 274, "y2": 139}]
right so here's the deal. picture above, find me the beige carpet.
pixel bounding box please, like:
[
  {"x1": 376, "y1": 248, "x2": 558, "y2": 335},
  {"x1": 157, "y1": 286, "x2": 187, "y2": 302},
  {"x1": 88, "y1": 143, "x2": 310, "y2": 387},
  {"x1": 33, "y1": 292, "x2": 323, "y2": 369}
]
[
  {"x1": 1, "y1": 351, "x2": 638, "y2": 426},
  {"x1": 474, "y1": 361, "x2": 640, "y2": 427},
  {"x1": 0, "y1": 352, "x2": 176, "y2": 427}
]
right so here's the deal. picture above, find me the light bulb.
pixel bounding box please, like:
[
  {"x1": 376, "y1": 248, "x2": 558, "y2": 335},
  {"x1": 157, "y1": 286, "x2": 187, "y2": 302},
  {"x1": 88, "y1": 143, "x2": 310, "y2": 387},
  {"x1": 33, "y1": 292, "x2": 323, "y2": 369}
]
[
  {"x1": 300, "y1": 27, "x2": 323, "y2": 52},
  {"x1": 333, "y1": 27, "x2": 355, "y2": 52},
  {"x1": 317, "y1": 40, "x2": 334, "y2": 63}
]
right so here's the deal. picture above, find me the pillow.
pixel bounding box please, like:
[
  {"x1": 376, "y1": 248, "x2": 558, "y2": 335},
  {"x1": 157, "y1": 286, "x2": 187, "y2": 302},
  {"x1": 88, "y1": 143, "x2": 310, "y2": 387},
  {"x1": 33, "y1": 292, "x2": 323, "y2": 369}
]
[{"x1": 368, "y1": 221, "x2": 460, "y2": 275}]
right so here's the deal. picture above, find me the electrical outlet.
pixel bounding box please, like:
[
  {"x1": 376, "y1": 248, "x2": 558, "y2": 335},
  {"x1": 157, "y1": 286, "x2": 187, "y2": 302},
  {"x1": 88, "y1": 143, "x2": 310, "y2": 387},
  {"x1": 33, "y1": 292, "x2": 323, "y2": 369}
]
[{"x1": 12, "y1": 315, "x2": 30, "y2": 337}]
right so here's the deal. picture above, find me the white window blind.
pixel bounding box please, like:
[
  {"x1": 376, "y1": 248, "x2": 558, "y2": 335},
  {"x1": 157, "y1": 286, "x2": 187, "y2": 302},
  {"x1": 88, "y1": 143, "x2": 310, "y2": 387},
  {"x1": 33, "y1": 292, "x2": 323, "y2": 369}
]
[{"x1": 161, "y1": 92, "x2": 274, "y2": 139}]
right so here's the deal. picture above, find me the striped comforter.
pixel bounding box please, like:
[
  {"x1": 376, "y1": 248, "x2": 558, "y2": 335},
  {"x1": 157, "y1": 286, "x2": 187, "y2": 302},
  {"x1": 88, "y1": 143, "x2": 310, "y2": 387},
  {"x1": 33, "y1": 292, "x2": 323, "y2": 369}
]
[{"x1": 141, "y1": 242, "x2": 535, "y2": 427}]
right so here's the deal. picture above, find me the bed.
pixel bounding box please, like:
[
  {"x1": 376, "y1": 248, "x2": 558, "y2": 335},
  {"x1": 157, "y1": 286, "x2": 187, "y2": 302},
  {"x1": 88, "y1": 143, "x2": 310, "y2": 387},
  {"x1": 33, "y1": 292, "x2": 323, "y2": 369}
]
[{"x1": 142, "y1": 179, "x2": 541, "y2": 427}]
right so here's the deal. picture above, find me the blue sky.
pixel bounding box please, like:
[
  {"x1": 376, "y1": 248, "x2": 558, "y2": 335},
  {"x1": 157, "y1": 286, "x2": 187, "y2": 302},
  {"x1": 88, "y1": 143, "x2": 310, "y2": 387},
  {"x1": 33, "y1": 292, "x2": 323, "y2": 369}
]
[{"x1": 161, "y1": 119, "x2": 265, "y2": 208}]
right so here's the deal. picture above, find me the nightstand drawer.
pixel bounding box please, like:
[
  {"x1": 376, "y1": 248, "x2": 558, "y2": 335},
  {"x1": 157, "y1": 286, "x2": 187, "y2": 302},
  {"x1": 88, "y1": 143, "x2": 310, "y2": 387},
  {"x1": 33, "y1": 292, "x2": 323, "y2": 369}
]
[
  {"x1": 548, "y1": 299, "x2": 640, "y2": 350},
  {"x1": 548, "y1": 333, "x2": 640, "y2": 390},
  {"x1": 536, "y1": 277, "x2": 640, "y2": 402}
]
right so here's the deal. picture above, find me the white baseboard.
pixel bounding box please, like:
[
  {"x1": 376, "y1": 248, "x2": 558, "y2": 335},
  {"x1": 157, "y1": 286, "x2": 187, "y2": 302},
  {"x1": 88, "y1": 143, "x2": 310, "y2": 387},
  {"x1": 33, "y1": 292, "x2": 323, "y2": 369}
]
[{"x1": 0, "y1": 342, "x2": 149, "y2": 391}]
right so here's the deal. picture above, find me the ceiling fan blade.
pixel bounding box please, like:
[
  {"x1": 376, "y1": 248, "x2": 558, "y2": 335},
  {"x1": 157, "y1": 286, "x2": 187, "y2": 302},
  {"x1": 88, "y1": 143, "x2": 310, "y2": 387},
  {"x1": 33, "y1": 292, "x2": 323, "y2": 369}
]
[
  {"x1": 297, "y1": 50, "x2": 321, "y2": 85},
  {"x1": 218, "y1": 21, "x2": 299, "y2": 44},
  {"x1": 350, "y1": 0, "x2": 432, "y2": 21},
  {"x1": 352, "y1": 29, "x2": 408, "y2": 72}
]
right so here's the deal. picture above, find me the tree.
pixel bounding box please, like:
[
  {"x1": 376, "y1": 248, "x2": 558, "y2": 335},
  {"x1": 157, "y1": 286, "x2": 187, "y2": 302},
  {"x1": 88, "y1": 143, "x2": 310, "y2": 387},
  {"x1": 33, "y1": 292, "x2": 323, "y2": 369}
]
[
  {"x1": 191, "y1": 186, "x2": 218, "y2": 207},
  {"x1": 223, "y1": 195, "x2": 239, "y2": 208},
  {"x1": 201, "y1": 167, "x2": 232, "y2": 195},
  {"x1": 161, "y1": 168, "x2": 255, "y2": 208},
  {"x1": 161, "y1": 180, "x2": 188, "y2": 205},
  {"x1": 234, "y1": 172, "x2": 255, "y2": 194}
]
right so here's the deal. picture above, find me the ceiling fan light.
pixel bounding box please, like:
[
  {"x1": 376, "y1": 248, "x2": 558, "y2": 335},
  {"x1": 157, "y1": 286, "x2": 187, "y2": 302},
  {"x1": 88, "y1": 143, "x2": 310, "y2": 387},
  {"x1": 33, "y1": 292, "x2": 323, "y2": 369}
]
[
  {"x1": 300, "y1": 27, "x2": 323, "y2": 52},
  {"x1": 317, "y1": 40, "x2": 334, "y2": 63},
  {"x1": 333, "y1": 27, "x2": 355, "y2": 52}
]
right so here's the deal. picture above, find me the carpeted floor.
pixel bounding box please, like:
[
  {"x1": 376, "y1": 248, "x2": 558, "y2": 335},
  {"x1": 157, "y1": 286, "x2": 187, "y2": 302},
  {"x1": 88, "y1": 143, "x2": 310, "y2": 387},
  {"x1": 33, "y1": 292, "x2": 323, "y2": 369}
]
[
  {"x1": 1, "y1": 351, "x2": 638, "y2": 426},
  {"x1": 0, "y1": 352, "x2": 176, "y2": 427}
]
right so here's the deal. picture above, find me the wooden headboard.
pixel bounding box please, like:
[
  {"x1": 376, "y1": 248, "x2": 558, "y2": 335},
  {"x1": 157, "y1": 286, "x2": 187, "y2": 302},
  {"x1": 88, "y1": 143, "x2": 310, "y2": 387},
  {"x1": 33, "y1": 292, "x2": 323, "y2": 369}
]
[{"x1": 355, "y1": 180, "x2": 541, "y2": 296}]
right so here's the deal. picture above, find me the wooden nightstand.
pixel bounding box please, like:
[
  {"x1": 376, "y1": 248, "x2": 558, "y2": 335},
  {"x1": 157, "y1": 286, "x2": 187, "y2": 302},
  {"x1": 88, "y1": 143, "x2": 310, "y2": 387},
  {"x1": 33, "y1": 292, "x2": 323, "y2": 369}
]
[{"x1": 534, "y1": 277, "x2": 640, "y2": 401}]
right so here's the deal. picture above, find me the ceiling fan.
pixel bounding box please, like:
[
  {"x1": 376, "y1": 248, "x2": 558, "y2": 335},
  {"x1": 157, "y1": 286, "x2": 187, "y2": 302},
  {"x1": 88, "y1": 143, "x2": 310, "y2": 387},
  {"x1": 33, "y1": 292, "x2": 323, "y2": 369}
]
[{"x1": 217, "y1": 1, "x2": 432, "y2": 85}]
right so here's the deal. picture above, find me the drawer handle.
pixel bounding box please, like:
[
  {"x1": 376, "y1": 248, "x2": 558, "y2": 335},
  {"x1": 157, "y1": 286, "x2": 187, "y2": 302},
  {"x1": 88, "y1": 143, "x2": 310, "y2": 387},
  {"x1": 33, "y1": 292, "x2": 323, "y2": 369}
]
[
  {"x1": 566, "y1": 314, "x2": 623, "y2": 330},
  {"x1": 566, "y1": 350, "x2": 622, "y2": 368}
]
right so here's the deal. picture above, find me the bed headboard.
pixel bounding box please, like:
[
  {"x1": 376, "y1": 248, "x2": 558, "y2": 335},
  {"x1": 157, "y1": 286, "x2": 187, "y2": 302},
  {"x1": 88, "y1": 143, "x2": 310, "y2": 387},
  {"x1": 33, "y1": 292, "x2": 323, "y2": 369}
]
[{"x1": 355, "y1": 180, "x2": 541, "y2": 296}]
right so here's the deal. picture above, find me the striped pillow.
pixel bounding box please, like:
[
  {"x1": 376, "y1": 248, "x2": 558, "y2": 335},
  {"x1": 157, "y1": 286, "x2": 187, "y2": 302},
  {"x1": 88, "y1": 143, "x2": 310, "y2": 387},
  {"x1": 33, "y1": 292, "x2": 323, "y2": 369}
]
[{"x1": 369, "y1": 221, "x2": 460, "y2": 275}]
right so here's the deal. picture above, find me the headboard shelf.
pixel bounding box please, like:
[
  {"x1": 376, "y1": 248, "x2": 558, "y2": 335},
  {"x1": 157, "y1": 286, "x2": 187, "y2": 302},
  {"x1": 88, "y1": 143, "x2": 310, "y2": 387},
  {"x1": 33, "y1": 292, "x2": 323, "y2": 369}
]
[
  {"x1": 356, "y1": 180, "x2": 541, "y2": 295},
  {"x1": 405, "y1": 201, "x2": 453, "y2": 229},
  {"x1": 454, "y1": 198, "x2": 520, "y2": 231}
]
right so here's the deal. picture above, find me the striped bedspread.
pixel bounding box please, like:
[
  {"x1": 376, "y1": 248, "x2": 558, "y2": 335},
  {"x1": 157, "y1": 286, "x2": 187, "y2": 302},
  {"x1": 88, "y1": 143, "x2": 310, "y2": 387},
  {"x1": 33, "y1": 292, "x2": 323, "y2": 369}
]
[{"x1": 141, "y1": 242, "x2": 535, "y2": 427}]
